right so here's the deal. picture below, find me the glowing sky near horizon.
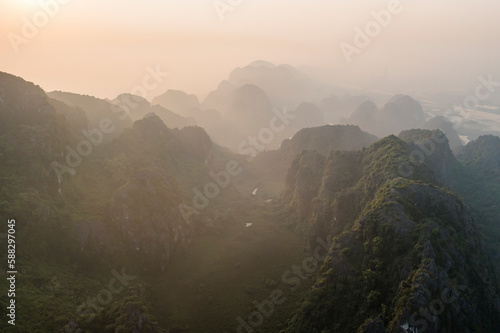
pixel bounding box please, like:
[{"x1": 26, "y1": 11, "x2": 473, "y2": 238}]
[{"x1": 1, "y1": 0, "x2": 500, "y2": 100}]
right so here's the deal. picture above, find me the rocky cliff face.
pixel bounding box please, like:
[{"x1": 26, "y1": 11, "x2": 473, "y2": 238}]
[
  {"x1": 283, "y1": 135, "x2": 405, "y2": 238},
  {"x1": 284, "y1": 150, "x2": 326, "y2": 223},
  {"x1": 176, "y1": 126, "x2": 213, "y2": 163},
  {"x1": 283, "y1": 130, "x2": 463, "y2": 249},
  {"x1": 280, "y1": 124, "x2": 378, "y2": 158},
  {"x1": 108, "y1": 167, "x2": 191, "y2": 271},
  {"x1": 398, "y1": 129, "x2": 459, "y2": 190},
  {"x1": 455, "y1": 134, "x2": 500, "y2": 293},
  {"x1": 458, "y1": 135, "x2": 500, "y2": 170},
  {"x1": 70, "y1": 114, "x2": 213, "y2": 270},
  {"x1": 286, "y1": 179, "x2": 500, "y2": 333},
  {"x1": 282, "y1": 131, "x2": 500, "y2": 332},
  {"x1": 250, "y1": 125, "x2": 377, "y2": 193}
]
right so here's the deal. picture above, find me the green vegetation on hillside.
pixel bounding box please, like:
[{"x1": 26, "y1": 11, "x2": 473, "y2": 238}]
[{"x1": 282, "y1": 133, "x2": 500, "y2": 332}]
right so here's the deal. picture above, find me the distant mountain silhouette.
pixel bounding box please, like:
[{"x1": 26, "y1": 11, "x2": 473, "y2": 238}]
[
  {"x1": 227, "y1": 61, "x2": 327, "y2": 109},
  {"x1": 112, "y1": 93, "x2": 195, "y2": 129},
  {"x1": 320, "y1": 94, "x2": 372, "y2": 124},
  {"x1": 293, "y1": 102, "x2": 325, "y2": 128},
  {"x1": 226, "y1": 84, "x2": 275, "y2": 130},
  {"x1": 424, "y1": 116, "x2": 462, "y2": 152},
  {"x1": 343, "y1": 95, "x2": 426, "y2": 137},
  {"x1": 201, "y1": 79, "x2": 237, "y2": 113},
  {"x1": 152, "y1": 89, "x2": 200, "y2": 118}
]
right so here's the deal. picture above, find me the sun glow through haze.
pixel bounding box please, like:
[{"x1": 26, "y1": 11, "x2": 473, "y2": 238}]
[{"x1": 1, "y1": 0, "x2": 500, "y2": 100}]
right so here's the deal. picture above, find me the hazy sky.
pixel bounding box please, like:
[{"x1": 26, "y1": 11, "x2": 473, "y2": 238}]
[{"x1": 2, "y1": 0, "x2": 500, "y2": 100}]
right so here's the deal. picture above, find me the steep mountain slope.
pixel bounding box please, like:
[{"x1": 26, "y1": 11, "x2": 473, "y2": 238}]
[
  {"x1": 456, "y1": 135, "x2": 500, "y2": 290},
  {"x1": 0, "y1": 73, "x2": 171, "y2": 332},
  {"x1": 0, "y1": 72, "x2": 91, "y2": 258},
  {"x1": 281, "y1": 125, "x2": 378, "y2": 158},
  {"x1": 48, "y1": 90, "x2": 132, "y2": 138},
  {"x1": 459, "y1": 135, "x2": 500, "y2": 170},
  {"x1": 248, "y1": 125, "x2": 378, "y2": 198},
  {"x1": 282, "y1": 132, "x2": 500, "y2": 332},
  {"x1": 0, "y1": 73, "x2": 249, "y2": 332},
  {"x1": 398, "y1": 129, "x2": 458, "y2": 190}
]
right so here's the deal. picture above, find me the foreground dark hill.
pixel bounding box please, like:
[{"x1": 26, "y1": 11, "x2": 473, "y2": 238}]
[
  {"x1": 456, "y1": 135, "x2": 500, "y2": 290},
  {"x1": 0, "y1": 72, "x2": 89, "y2": 245},
  {"x1": 0, "y1": 72, "x2": 257, "y2": 332},
  {"x1": 282, "y1": 131, "x2": 500, "y2": 332},
  {"x1": 0, "y1": 73, "x2": 168, "y2": 331}
]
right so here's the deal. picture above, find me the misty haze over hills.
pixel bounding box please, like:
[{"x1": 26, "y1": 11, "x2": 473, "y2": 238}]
[
  {"x1": 2, "y1": 1, "x2": 500, "y2": 332},
  {"x1": 42, "y1": 60, "x2": 500, "y2": 153},
  {"x1": 2, "y1": 60, "x2": 500, "y2": 332}
]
